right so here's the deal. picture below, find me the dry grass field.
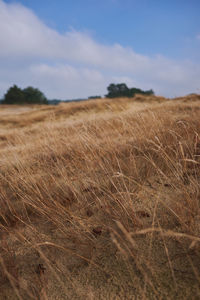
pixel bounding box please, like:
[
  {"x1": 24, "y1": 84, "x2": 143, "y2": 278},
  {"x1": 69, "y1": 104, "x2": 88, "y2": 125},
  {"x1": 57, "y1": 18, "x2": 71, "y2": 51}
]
[{"x1": 0, "y1": 94, "x2": 200, "y2": 299}]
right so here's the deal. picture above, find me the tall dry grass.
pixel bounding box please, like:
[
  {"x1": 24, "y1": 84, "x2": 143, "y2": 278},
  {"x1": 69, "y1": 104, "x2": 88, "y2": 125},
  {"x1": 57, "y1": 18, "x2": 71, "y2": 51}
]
[{"x1": 0, "y1": 95, "x2": 200, "y2": 299}]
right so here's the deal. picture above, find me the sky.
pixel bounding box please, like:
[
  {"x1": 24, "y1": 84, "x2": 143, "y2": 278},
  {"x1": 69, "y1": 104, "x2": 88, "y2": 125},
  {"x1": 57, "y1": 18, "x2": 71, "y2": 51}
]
[{"x1": 0, "y1": 0, "x2": 200, "y2": 99}]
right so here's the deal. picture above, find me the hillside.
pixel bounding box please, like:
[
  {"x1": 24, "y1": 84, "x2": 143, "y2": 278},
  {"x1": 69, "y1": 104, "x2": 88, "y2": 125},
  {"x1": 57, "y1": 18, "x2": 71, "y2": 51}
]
[{"x1": 0, "y1": 95, "x2": 200, "y2": 299}]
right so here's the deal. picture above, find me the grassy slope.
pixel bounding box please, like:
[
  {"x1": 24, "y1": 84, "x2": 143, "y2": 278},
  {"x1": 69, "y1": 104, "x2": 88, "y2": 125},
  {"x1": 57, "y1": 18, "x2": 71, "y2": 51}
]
[{"x1": 0, "y1": 95, "x2": 200, "y2": 299}]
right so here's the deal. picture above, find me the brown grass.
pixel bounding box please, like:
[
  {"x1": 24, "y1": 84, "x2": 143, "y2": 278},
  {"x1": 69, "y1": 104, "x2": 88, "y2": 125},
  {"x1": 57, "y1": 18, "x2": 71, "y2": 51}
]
[{"x1": 0, "y1": 95, "x2": 200, "y2": 299}]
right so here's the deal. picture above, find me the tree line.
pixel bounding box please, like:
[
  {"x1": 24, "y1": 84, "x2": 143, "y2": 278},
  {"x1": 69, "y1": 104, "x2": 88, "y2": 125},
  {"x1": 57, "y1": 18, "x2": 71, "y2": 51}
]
[
  {"x1": 1, "y1": 83, "x2": 154, "y2": 105},
  {"x1": 105, "y1": 83, "x2": 154, "y2": 98},
  {"x1": 1, "y1": 85, "x2": 48, "y2": 104}
]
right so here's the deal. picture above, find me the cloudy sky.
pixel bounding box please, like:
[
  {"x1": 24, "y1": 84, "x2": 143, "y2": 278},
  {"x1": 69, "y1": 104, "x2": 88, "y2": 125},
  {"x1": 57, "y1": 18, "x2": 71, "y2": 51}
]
[{"x1": 0, "y1": 0, "x2": 200, "y2": 99}]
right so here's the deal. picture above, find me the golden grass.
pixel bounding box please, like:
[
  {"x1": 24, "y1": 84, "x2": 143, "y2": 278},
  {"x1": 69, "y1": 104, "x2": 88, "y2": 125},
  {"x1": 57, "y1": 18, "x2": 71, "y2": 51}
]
[{"x1": 0, "y1": 95, "x2": 200, "y2": 299}]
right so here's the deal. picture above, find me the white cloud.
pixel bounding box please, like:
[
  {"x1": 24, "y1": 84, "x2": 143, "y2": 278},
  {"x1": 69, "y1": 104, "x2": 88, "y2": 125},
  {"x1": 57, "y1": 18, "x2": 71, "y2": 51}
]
[
  {"x1": 0, "y1": 0, "x2": 199, "y2": 99},
  {"x1": 29, "y1": 64, "x2": 106, "y2": 99}
]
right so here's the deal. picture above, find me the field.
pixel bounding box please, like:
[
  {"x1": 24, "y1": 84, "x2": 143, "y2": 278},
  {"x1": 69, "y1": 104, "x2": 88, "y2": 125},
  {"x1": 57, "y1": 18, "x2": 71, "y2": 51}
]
[{"x1": 0, "y1": 94, "x2": 200, "y2": 299}]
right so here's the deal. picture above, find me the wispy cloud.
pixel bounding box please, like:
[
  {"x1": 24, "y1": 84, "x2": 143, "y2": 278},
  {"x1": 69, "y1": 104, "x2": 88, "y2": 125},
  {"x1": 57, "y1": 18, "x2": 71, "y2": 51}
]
[{"x1": 0, "y1": 0, "x2": 199, "y2": 99}]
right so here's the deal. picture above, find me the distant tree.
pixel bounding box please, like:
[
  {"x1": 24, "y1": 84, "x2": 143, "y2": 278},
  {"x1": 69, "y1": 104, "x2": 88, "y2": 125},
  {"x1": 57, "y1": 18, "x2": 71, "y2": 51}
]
[
  {"x1": 3, "y1": 85, "x2": 25, "y2": 104},
  {"x1": 2, "y1": 85, "x2": 48, "y2": 104},
  {"x1": 145, "y1": 89, "x2": 154, "y2": 95},
  {"x1": 23, "y1": 86, "x2": 48, "y2": 104},
  {"x1": 88, "y1": 95, "x2": 102, "y2": 99},
  {"x1": 105, "y1": 83, "x2": 154, "y2": 98},
  {"x1": 48, "y1": 99, "x2": 62, "y2": 105},
  {"x1": 106, "y1": 83, "x2": 129, "y2": 98}
]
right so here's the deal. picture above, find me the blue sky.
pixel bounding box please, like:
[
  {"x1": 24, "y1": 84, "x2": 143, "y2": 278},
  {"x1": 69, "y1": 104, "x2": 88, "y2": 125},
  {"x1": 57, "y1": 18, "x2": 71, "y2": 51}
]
[
  {"x1": 11, "y1": 0, "x2": 200, "y2": 59},
  {"x1": 0, "y1": 0, "x2": 200, "y2": 98}
]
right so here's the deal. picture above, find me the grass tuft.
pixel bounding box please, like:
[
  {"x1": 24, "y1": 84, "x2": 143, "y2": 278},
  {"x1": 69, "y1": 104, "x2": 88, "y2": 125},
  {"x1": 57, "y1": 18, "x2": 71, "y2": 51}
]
[{"x1": 0, "y1": 95, "x2": 200, "y2": 299}]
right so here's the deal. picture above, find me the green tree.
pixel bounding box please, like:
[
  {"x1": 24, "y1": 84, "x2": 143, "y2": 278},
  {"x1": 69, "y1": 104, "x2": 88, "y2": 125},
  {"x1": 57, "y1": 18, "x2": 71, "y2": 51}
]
[
  {"x1": 2, "y1": 85, "x2": 48, "y2": 104},
  {"x1": 3, "y1": 85, "x2": 25, "y2": 104},
  {"x1": 105, "y1": 83, "x2": 154, "y2": 98},
  {"x1": 144, "y1": 89, "x2": 154, "y2": 95},
  {"x1": 23, "y1": 87, "x2": 48, "y2": 104},
  {"x1": 106, "y1": 83, "x2": 129, "y2": 98}
]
